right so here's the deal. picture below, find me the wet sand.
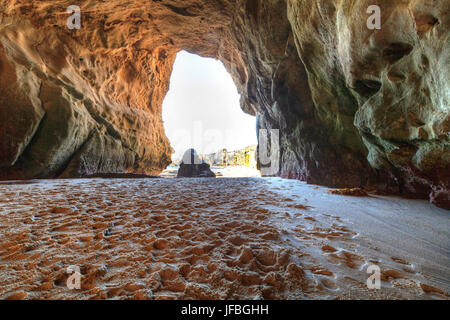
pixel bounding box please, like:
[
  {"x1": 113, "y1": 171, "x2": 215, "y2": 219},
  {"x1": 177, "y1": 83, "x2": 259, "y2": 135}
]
[{"x1": 0, "y1": 177, "x2": 448, "y2": 300}]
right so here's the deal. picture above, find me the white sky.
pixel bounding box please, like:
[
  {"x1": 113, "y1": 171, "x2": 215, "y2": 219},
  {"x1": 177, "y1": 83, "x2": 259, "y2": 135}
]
[{"x1": 162, "y1": 51, "x2": 257, "y2": 161}]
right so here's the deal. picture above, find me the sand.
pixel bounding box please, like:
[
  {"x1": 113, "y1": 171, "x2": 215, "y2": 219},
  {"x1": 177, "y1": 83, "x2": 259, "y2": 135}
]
[{"x1": 0, "y1": 177, "x2": 448, "y2": 300}]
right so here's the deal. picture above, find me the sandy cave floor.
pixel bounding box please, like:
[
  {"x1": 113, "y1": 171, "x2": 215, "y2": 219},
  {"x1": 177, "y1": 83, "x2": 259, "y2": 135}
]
[{"x1": 0, "y1": 177, "x2": 448, "y2": 300}]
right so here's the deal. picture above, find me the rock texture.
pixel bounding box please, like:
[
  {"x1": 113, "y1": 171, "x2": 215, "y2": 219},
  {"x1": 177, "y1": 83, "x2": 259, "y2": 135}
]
[
  {"x1": 286, "y1": 0, "x2": 449, "y2": 208},
  {"x1": 0, "y1": 1, "x2": 448, "y2": 208},
  {"x1": 177, "y1": 149, "x2": 215, "y2": 178}
]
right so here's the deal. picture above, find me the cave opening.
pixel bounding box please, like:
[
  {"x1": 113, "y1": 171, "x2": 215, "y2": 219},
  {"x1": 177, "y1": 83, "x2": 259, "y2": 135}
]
[{"x1": 161, "y1": 51, "x2": 259, "y2": 177}]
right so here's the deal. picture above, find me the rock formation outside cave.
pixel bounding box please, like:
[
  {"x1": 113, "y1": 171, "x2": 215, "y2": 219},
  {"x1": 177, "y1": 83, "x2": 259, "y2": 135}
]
[
  {"x1": 0, "y1": 0, "x2": 449, "y2": 302},
  {"x1": 177, "y1": 148, "x2": 216, "y2": 178}
]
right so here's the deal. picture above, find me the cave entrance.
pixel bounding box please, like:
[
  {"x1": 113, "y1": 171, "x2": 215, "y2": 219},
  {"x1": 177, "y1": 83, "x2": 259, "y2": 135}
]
[{"x1": 161, "y1": 51, "x2": 259, "y2": 178}]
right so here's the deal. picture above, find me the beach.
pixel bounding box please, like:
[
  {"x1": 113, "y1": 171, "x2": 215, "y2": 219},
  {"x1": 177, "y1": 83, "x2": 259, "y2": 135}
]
[{"x1": 0, "y1": 177, "x2": 448, "y2": 300}]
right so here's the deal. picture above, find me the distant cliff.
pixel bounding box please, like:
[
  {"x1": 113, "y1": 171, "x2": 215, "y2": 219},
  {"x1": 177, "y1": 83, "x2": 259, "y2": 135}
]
[{"x1": 200, "y1": 146, "x2": 257, "y2": 168}]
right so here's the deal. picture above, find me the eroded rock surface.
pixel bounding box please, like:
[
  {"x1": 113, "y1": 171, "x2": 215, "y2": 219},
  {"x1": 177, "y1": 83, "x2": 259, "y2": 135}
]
[{"x1": 0, "y1": 1, "x2": 448, "y2": 207}]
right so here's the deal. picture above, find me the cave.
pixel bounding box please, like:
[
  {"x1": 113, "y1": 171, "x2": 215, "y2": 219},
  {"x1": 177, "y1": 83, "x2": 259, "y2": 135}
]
[
  {"x1": 0, "y1": 0, "x2": 448, "y2": 207},
  {"x1": 0, "y1": 0, "x2": 448, "y2": 302}
]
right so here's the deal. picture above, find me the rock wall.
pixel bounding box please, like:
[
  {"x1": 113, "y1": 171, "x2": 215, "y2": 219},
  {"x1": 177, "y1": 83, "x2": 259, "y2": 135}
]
[
  {"x1": 287, "y1": 0, "x2": 449, "y2": 208},
  {"x1": 0, "y1": 1, "x2": 448, "y2": 208}
]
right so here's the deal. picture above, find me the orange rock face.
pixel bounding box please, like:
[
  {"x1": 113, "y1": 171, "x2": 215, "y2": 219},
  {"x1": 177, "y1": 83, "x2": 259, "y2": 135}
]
[{"x1": 0, "y1": 1, "x2": 448, "y2": 208}]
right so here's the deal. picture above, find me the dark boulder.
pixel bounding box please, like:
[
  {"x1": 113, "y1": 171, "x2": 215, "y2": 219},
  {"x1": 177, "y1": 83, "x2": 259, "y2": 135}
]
[{"x1": 177, "y1": 149, "x2": 216, "y2": 178}]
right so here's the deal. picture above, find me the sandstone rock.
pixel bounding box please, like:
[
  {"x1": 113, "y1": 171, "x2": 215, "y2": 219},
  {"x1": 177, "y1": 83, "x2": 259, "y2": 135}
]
[
  {"x1": 287, "y1": 0, "x2": 449, "y2": 208},
  {"x1": 177, "y1": 149, "x2": 215, "y2": 178},
  {"x1": 0, "y1": 1, "x2": 447, "y2": 208}
]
